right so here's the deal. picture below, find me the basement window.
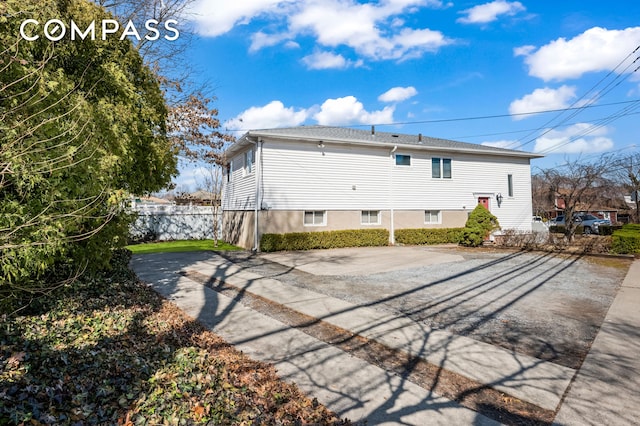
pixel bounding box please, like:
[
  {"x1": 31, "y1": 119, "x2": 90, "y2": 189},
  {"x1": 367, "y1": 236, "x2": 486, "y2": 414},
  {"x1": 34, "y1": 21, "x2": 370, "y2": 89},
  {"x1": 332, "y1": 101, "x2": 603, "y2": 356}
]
[
  {"x1": 361, "y1": 210, "x2": 381, "y2": 225},
  {"x1": 425, "y1": 210, "x2": 441, "y2": 224},
  {"x1": 304, "y1": 211, "x2": 326, "y2": 226}
]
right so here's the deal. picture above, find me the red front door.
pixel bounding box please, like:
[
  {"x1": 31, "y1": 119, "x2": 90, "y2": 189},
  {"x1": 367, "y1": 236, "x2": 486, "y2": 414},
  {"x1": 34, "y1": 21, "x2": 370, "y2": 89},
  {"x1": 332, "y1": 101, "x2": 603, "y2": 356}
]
[{"x1": 478, "y1": 197, "x2": 490, "y2": 210}]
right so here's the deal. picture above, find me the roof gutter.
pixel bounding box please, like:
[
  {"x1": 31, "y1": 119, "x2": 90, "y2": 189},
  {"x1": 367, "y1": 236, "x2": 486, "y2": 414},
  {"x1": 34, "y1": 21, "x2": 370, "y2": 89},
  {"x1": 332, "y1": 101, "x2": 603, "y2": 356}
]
[{"x1": 237, "y1": 132, "x2": 543, "y2": 159}]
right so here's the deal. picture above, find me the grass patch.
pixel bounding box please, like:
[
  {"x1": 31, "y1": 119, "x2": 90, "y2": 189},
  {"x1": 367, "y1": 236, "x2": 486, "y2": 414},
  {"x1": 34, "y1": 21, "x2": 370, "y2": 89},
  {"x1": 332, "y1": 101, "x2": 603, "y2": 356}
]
[
  {"x1": 126, "y1": 239, "x2": 243, "y2": 254},
  {"x1": 0, "y1": 250, "x2": 347, "y2": 425}
]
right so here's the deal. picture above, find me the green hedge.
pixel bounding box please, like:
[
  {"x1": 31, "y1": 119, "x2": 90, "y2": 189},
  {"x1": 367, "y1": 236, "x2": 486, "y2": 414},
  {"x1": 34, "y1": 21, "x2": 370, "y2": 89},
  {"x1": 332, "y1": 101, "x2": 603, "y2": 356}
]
[
  {"x1": 260, "y1": 229, "x2": 389, "y2": 252},
  {"x1": 395, "y1": 228, "x2": 464, "y2": 245},
  {"x1": 611, "y1": 224, "x2": 640, "y2": 254}
]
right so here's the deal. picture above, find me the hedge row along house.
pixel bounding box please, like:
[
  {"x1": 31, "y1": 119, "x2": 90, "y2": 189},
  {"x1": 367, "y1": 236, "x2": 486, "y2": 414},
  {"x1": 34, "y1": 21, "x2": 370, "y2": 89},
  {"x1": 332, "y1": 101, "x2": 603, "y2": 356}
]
[{"x1": 222, "y1": 126, "x2": 543, "y2": 250}]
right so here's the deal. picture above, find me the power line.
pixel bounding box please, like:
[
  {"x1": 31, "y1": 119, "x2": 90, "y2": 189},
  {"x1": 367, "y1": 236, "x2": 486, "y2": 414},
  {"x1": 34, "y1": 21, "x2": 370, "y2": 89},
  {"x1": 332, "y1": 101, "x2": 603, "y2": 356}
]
[
  {"x1": 451, "y1": 110, "x2": 640, "y2": 141},
  {"x1": 505, "y1": 44, "x2": 640, "y2": 151},
  {"x1": 224, "y1": 99, "x2": 640, "y2": 133}
]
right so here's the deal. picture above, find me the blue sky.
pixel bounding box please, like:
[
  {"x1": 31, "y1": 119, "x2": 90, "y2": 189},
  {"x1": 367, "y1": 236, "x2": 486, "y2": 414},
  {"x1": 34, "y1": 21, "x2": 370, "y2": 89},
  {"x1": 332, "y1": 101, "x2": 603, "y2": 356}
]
[{"x1": 173, "y1": 0, "x2": 640, "y2": 190}]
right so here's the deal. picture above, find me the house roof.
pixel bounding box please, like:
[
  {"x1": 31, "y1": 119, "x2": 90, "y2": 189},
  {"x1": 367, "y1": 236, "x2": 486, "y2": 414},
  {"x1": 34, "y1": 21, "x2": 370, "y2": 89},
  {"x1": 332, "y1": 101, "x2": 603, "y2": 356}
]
[
  {"x1": 135, "y1": 196, "x2": 173, "y2": 204},
  {"x1": 226, "y1": 125, "x2": 544, "y2": 160}
]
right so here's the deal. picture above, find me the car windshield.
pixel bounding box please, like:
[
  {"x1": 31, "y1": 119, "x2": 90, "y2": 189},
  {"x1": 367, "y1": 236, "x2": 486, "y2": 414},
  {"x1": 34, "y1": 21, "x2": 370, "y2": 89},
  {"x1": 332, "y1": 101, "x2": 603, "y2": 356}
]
[{"x1": 581, "y1": 214, "x2": 598, "y2": 220}]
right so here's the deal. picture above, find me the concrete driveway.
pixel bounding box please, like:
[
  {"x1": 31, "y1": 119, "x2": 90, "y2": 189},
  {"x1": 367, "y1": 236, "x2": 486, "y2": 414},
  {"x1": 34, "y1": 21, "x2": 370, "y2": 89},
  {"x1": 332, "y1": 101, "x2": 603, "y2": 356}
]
[
  {"x1": 260, "y1": 245, "x2": 464, "y2": 275},
  {"x1": 131, "y1": 245, "x2": 636, "y2": 425},
  {"x1": 230, "y1": 246, "x2": 629, "y2": 369}
]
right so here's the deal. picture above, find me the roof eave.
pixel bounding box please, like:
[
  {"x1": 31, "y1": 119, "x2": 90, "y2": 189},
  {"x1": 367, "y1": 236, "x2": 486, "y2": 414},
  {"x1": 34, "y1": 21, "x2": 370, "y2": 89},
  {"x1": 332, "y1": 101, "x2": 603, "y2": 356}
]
[{"x1": 238, "y1": 130, "x2": 544, "y2": 160}]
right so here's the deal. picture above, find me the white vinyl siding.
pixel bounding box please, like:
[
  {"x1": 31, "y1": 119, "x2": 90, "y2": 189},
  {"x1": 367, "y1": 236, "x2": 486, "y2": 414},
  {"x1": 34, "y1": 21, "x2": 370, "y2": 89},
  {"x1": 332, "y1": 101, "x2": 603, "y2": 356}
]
[
  {"x1": 224, "y1": 139, "x2": 534, "y2": 232},
  {"x1": 304, "y1": 210, "x2": 326, "y2": 226},
  {"x1": 361, "y1": 210, "x2": 381, "y2": 225},
  {"x1": 222, "y1": 151, "x2": 256, "y2": 210},
  {"x1": 261, "y1": 142, "x2": 390, "y2": 210}
]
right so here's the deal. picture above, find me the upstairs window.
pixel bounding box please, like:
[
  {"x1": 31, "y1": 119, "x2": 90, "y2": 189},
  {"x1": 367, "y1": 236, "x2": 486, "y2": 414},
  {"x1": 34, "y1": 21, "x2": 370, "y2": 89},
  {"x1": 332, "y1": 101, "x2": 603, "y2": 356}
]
[
  {"x1": 432, "y1": 158, "x2": 452, "y2": 179},
  {"x1": 395, "y1": 154, "x2": 411, "y2": 166},
  {"x1": 243, "y1": 149, "x2": 254, "y2": 175},
  {"x1": 508, "y1": 174, "x2": 514, "y2": 197}
]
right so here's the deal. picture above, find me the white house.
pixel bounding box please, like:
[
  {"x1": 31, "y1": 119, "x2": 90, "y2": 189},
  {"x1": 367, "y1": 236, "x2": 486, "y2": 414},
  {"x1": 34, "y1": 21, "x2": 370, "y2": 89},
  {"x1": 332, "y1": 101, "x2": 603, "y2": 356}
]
[{"x1": 222, "y1": 126, "x2": 543, "y2": 250}]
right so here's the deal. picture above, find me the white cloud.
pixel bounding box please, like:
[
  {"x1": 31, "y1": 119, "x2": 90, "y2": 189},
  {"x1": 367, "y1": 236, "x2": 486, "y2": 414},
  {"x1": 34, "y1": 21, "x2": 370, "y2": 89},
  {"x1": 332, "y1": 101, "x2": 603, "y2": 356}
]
[
  {"x1": 226, "y1": 96, "x2": 395, "y2": 130},
  {"x1": 225, "y1": 101, "x2": 309, "y2": 133},
  {"x1": 518, "y1": 26, "x2": 640, "y2": 81},
  {"x1": 481, "y1": 140, "x2": 519, "y2": 149},
  {"x1": 301, "y1": 51, "x2": 363, "y2": 70},
  {"x1": 290, "y1": 2, "x2": 452, "y2": 60},
  {"x1": 457, "y1": 1, "x2": 525, "y2": 24},
  {"x1": 378, "y1": 86, "x2": 418, "y2": 102},
  {"x1": 509, "y1": 85, "x2": 577, "y2": 119},
  {"x1": 189, "y1": 0, "x2": 296, "y2": 37},
  {"x1": 173, "y1": 165, "x2": 209, "y2": 192},
  {"x1": 513, "y1": 45, "x2": 535, "y2": 57},
  {"x1": 313, "y1": 96, "x2": 395, "y2": 125},
  {"x1": 189, "y1": 0, "x2": 453, "y2": 62},
  {"x1": 249, "y1": 31, "x2": 291, "y2": 52},
  {"x1": 533, "y1": 123, "x2": 614, "y2": 154}
]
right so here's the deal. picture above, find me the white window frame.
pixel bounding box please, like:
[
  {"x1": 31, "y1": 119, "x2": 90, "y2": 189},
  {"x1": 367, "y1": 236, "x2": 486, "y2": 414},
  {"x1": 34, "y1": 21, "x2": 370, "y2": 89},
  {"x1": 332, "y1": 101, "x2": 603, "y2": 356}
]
[
  {"x1": 432, "y1": 157, "x2": 452, "y2": 179},
  {"x1": 243, "y1": 149, "x2": 254, "y2": 176},
  {"x1": 395, "y1": 154, "x2": 411, "y2": 166},
  {"x1": 424, "y1": 210, "x2": 441, "y2": 224},
  {"x1": 361, "y1": 210, "x2": 381, "y2": 225},
  {"x1": 303, "y1": 210, "x2": 326, "y2": 226},
  {"x1": 507, "y1": 174, "x2": 514, "y2": 197}
]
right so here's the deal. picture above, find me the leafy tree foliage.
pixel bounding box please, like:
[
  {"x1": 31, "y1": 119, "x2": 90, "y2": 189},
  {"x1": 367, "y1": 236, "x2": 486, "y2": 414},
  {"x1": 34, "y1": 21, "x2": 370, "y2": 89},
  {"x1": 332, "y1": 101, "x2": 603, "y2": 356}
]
[
  {"x1": 0, "y1": 0, "x2": 177, "y2": 308},
  {"x1": 92, "y1": 0, "x2": 236, "y2": 167},
  {"x1": 459, "y1": 205, "x2": 500, "y2": 247}
]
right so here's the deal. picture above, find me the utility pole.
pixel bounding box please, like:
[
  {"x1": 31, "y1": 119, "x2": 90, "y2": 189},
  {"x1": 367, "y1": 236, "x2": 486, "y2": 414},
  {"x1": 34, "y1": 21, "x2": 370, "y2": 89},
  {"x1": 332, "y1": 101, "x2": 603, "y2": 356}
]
[{"x1": 633, "y1": 156, "x2": 640, "y2": 223}]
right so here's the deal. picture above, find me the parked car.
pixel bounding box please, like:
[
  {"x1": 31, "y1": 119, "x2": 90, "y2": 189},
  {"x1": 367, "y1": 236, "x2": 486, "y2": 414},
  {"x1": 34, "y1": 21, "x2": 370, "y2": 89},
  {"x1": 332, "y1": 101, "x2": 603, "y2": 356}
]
[{"x1": 550, "y1": 214, "x2": 611, "y2": 234}]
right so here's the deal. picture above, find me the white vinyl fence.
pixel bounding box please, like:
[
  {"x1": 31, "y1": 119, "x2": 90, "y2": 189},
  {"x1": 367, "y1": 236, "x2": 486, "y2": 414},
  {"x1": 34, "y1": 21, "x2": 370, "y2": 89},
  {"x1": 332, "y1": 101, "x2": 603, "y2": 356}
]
[{"x1": 130, "y1": 204, "x2": 221, "y2": 241}]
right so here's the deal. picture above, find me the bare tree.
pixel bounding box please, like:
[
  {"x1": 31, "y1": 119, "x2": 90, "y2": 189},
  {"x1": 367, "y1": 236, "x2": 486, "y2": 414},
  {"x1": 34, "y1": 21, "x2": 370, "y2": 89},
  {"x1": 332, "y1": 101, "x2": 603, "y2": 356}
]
[
  {"x1": 538, "y1": 157, "x2": 613, "y2": 240},
  {"x1": 531, "y1": 174, "x2": 555, "y2": 219},
  {"x1": 196, "y1": 164, "x2": 224, "y2": 247},
  {"x1": 610, "y1": 153, "x2": 640, "y2": 223}
]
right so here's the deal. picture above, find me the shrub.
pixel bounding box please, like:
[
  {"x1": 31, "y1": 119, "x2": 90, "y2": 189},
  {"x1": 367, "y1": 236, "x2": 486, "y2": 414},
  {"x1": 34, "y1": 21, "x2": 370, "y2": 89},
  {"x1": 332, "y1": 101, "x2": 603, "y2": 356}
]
[
  {"x1": 260, "y1": 229, "x2": 389, "y2": 252},
  {"x1": 611, "y1": 224, "x2": 640, "y2": 254},
  {"x1": 598, "y1": 225, "x2": 623, "y2": 236},
  {"x1": 395, "y1": 228, "x2": 464, "y2": 245},
  {"x1": 459, "y1": 205, "x2": 500, "y2": 247}
]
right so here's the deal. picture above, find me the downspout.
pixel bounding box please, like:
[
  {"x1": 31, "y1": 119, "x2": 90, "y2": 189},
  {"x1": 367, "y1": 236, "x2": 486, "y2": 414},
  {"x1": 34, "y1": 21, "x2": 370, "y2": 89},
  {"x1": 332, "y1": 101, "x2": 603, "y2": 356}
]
[
  {"x1": 252, "y1": 138, "x2": 263, "y2": 252},
  {"x1": 389, "y1": 145, "x2": 397, "y2": 245}
]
